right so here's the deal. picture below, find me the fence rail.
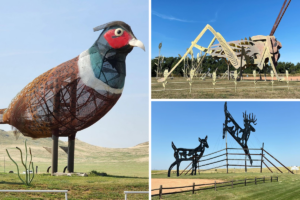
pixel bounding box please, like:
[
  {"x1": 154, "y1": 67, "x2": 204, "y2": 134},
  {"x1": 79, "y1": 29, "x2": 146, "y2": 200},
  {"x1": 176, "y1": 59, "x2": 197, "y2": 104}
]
[
  {"x1": 151, "y1": 176, "x2": 278, "y2": 199},
  {"x1": 124, "y1": 191, "x2": 148, "y2": 200},
  {"x1": 0, "y1": 190, "x2": 68, "y2": 199},
  {"x1": 178, "y1": 147, "x2": 292, "y2": 176}
]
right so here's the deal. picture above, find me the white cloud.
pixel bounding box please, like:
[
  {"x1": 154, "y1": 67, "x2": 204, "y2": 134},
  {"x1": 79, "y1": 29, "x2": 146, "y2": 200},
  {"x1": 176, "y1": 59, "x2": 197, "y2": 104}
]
[
  {"x1": 209, "y1": 11, "x2": 219, "y2": 23},
  {"x1": 152, "y1": 11, "x2": 195, "y2": 23}
]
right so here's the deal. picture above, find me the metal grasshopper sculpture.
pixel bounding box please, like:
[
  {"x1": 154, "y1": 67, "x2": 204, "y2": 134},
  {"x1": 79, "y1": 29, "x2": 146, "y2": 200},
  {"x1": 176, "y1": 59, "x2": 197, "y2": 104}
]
[
  {"x1": 223, "y1": 102, "x2": 257, "y2": 165},
  {"x1": 158, "y1": 0, "x2": 291, "y2": 82},
  {"x1": 168, "y1": 136, "x2": 209, "y2": 177}
]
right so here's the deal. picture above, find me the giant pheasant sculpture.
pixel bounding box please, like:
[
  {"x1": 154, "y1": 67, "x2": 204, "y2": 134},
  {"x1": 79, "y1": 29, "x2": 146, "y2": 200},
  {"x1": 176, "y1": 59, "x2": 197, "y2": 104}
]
[{"x1": 0, "y1": 21, "x2": 145, "y2": 174}]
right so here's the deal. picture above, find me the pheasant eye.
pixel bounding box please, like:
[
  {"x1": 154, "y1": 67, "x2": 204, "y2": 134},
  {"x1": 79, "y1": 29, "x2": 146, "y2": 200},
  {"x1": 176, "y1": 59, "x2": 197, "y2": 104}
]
[{"x1": 114, "y1": 28, "x2": 124, "y2": 37}]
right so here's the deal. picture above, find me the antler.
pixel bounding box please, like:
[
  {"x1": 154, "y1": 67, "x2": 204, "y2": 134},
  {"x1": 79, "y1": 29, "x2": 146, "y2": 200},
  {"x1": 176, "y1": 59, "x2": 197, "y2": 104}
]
[
  {"x1": 243, "y1": 111, "x2": 257, "y2": 125},
  {"x1": 249, "y1": 113, "x2": 257, "y2": 125}
]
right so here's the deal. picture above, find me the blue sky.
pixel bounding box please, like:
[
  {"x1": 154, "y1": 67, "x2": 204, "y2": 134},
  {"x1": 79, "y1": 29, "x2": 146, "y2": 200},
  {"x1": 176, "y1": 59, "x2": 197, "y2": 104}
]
[
  {"x1": 0, "y1": 0, "x2": 149, "y2": 148},
  {"x1": 152, "y1": 101, "x2": 300, "y2": 170},
  {"x1": 151, "y1": 0, "x2": 300, "y2": 64}
]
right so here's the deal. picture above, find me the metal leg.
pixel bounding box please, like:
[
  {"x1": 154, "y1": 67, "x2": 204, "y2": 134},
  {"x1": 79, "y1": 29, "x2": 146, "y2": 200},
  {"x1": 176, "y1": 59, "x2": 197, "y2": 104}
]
[
  {"x1": 177, "y1": 162, "x2": 180, "y2": 177},
  {"x1": 51, "y1": 134, "x2": 58, "y2": 175},
  {"x1": 68, "y1": 134, "x2": 76, "y2": 173}
]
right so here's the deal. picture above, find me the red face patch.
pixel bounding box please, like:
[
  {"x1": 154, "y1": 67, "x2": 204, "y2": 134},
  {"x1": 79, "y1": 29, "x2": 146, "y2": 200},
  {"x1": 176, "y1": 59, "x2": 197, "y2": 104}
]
[{"x1": 104, "y1": 29, "x2": 132, "y2": 49}]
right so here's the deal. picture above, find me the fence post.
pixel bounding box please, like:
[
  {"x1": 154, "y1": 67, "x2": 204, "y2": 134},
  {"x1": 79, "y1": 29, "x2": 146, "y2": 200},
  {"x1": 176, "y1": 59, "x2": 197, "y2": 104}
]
[
  {"x1": 159, "y1": 185, "x2": 162, "y2": 199},
  {"x1": 214, "y1": 181, "x2": 216, "y2": 191},
  {"x1": 231, "y1": 180, "x2": 233, "y2": 188},
  {"x1": 264, "y1": 176, "x2": 265, "y2": 183},
  {"x1": 193, "y1": 182, "x2": 195, "y2": 194},
  {"x1": 277, "y1": 176, "x2": 279, "y2": 182},
  {"x1": 271, "y1": 176, "x2": 272, "y2": 182},
  {"x1": 255, "y1": 177, "x2": 256, "y2": 185},
  {"x1": 245, "y1": 178, "x2": 246, "y2": 186},
  {"x1": 260, "y1": 143, "x2": 264, "y2": 173}
]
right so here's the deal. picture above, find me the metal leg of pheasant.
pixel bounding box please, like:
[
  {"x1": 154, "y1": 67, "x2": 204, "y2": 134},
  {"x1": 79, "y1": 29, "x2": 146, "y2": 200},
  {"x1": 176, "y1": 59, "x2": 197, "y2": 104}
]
[
  {"x1": 68, "y1": 78, "x2": 77, "y2": 173},
  {"x1": 51, "y1": 132, "x2": 59, "y2": 175},
  {"x1": 68, "y1": 134, "x2": 76, "y2": 173},
  {"x1": 52, "y1": 86, "x2": 60, "y2": 176}
]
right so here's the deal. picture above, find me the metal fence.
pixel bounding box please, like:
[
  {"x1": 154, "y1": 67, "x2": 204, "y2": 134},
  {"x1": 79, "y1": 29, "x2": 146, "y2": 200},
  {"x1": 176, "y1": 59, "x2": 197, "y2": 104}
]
[
  {"x1": 152, "y1": 176, "x2": 278, "y2": 199},
  {"x1": 124, "y1": 191, "x2": 148, "y2": 200},
  {"x1": 0, "y1": 190, "x2": 68, "y2": 199}
]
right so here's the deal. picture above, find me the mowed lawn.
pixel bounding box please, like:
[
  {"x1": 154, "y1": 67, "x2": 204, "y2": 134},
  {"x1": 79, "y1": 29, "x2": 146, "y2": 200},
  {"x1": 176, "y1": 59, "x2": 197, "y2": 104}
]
[
  {"x1": 151, "y1": 77, "x2": 300, "y2": 99},
  {"x1": 0, "y1": 131, "x2": 149, "y2": 199},
  {"x1": 0, "y1": 172, "x2": 148, "y2": 199},
  {"x1": 151, "y1": 168, "x2": 300, "y2": 200}
]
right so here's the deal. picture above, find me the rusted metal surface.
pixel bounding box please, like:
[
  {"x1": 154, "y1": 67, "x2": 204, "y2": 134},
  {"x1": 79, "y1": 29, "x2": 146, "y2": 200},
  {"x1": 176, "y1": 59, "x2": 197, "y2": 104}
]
[
  {"x1": 0, "y1": 21, "x2": 144, "y2": 140},
  {"x1": 1, "y1": 56, "x2": 121, "y2": 138},
  {"x1": 270, "y1": 0, "x2": 291, "y2": 36}
]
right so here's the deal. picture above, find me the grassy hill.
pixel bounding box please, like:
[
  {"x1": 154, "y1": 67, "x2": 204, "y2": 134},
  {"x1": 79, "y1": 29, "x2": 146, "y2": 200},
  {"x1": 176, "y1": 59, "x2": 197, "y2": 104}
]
[{"x1": 0, "y1": 130, "x2": 149, "y2": 177}]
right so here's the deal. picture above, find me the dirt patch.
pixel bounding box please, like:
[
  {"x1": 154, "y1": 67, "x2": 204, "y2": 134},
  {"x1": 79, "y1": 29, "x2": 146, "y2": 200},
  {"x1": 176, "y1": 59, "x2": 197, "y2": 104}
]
[
  {"x1": 151, "y1": 178, "x2": 223, "y2": 195},
  {"x1": 243, "y1": 76, "x2": 300, "y2": 81}
]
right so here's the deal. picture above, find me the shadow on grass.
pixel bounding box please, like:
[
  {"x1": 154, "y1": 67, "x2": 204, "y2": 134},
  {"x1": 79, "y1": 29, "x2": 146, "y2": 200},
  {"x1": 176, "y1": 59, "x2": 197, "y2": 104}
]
[
  {"x1": 89, "y1": 170, "x2": 147, "y2": 179},
  {"x1": 0, "y1": 181, "x2": 23, "y2": 185},
  {"x1": 105, "y1": 174, "x2": 148, "y2": 179}
]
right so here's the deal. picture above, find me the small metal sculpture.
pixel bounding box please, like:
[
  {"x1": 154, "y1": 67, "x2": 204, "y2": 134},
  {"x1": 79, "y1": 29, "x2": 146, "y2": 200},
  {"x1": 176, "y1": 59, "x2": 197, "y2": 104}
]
[
  {"x1": 162, "y1": 69, "x2": 168, "y2": 90},
  {"x1": 188, "y1": 68, "x2": 195, "y2": 94},
  {"x1": 155, "y1": 43, "x2": 164, "y2": 78},
  {"x1": 6, "y1": 140, "x2": 35, "y2": 185},
  {"x1": 271, "y1": 70, "x2": 274, "y2": 91},
  {"x1": 223, "y1": 102, "x2": 257, "y2": 165},
  {"x1": 168, "y1": 136, "x2": 209, "y2": 177},
  {"x1": 234, "y1": 70, "x2": 238, "y2": 93},
  {"x1": 253, "y1": 70, "x2": 257, "y2": 92},
  {"x1": 212, "y1": 72, "x2": 217, "y2": 92},
  {"x1": 286, "y1": 70, "x2": 289, "y2": 90}
]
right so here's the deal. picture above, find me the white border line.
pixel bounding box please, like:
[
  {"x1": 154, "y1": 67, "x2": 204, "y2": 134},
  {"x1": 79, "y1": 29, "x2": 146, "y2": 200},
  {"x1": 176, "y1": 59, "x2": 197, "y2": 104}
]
[{"x1": 148, "y1": 0, "x2": 152, "y2": 198}]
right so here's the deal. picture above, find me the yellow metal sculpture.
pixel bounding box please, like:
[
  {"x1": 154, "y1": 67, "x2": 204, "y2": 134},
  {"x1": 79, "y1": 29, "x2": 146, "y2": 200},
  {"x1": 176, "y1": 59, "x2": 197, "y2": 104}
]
[
  {"x1": 155, "y1": 43, "x2": 164, "y2": 78},
  {"x1": 162, "y1": 69, "x2": 168, "y2": 90},
  {"x1": 253, "y1": 70, "x2": 257, "y2": 92},
  {"x1": 271, "y1": 70, "x2": 275, "y2": 91},
  {"x1": 188, "y1": 68, "x2": 195, "y2": 94},
  {"x1": 234, "y1": 70, "x2": 238, "y2": 93},
  {"x1": 212, "y1": 72, "x2": 217, "y2": 92},
  {"x1": 157, "y1": 0, "x2": 291, "y2": 83},
  {"x1": 286, "y1": 70, "x2": 289, "y2": 90}
]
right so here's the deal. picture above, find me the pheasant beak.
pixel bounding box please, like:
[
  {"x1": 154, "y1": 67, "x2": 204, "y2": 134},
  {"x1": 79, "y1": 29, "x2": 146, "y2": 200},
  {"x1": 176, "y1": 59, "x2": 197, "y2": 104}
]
[{"x1": 129, "y1": 38, "x2": 145, "y2": 51}]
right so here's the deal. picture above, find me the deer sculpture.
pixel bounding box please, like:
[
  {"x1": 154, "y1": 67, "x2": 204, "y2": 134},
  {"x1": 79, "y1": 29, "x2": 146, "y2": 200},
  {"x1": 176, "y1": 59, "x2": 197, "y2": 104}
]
[
  {"x1": 223, "y1": 102, "x2": 257, "y2": 165},
  {"x1": 168, "y1": 136, "x2": 209, "y2": 177}
]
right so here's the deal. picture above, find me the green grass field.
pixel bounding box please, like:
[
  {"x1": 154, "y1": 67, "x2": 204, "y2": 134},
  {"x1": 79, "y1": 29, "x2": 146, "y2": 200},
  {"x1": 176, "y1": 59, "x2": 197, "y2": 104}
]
[
  {"x1": 151, "y1": 77, "x2": 300, "y2": 99},
  {"x1": 0, "y1": 131, "x2": 149, "y2": 199},
  {"x1": 151, "y1": 168, "x2": 300, "y2": 200}
]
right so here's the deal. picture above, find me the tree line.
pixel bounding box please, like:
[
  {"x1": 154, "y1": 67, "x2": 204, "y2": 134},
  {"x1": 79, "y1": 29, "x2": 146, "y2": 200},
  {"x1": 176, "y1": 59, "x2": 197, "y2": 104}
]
[{"x1": 151, "y1": 56, "x2": 300, "y2": 77}]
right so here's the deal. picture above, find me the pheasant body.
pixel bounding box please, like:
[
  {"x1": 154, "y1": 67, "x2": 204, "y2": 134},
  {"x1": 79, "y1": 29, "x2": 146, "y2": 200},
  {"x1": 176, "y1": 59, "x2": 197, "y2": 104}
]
[{"x1": 0, "y1": 21, "x2": 144, "y2": 139}]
